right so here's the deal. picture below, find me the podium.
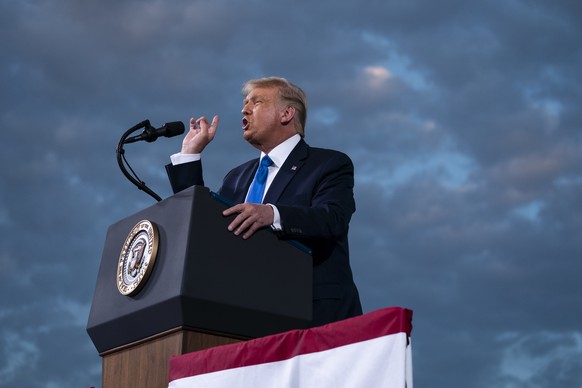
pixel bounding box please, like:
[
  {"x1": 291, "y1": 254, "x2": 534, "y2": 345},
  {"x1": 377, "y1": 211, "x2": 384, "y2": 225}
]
[{"x1": 87, "y1": 186, "x2": 313, "y2": 388}]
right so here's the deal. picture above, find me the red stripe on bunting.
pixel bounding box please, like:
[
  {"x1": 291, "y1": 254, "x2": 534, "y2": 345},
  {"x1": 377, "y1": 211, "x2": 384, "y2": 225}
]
[{"x1": 169, "y1": 307, "x2": 412, "y2": 382}]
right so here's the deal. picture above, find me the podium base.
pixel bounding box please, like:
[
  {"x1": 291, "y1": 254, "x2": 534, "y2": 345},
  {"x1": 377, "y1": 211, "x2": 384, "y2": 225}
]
[{"x1": 101, "y1": 327, "x2": 246, "y2": 388}]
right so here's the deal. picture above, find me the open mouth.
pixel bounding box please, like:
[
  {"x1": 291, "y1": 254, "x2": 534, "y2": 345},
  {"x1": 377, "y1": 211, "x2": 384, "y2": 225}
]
[{"x1": 242, "y1": 118, "x2": 249, "y2": 130}]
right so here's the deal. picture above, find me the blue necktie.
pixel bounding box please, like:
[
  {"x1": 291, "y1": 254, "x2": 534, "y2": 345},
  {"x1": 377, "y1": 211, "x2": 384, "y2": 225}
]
[{"x1": 246, "y1": 155, "x2": 273, "y2": 204}]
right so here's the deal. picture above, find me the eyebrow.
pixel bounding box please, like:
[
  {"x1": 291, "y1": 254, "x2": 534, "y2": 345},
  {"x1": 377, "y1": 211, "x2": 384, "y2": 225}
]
[{"x1": 243, "y1": 94, "x2": 267, "y2": 104}]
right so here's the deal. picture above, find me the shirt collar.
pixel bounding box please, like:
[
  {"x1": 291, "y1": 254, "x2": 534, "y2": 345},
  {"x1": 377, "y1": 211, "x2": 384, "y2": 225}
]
[{"x1": 261, "y1": 134, "x2": 301, "y2": 168}]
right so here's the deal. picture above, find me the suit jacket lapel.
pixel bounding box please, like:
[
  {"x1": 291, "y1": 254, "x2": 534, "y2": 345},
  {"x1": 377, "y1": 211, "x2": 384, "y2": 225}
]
[
  {"x1": 263, "y1": 139, "x2": 309, "y2": 204},
  {"x1": 228, "y1": 159, "x2": 259, "y2": 204}
]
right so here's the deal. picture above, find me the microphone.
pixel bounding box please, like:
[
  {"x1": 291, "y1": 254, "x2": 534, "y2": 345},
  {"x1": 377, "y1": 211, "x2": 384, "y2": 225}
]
[{"x1": 124, "y1": 121, "x2": 185, "y2": 144}]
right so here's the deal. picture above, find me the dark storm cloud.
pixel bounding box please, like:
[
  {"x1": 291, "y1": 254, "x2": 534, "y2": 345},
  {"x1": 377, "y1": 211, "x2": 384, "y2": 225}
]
[{"x1": 0, "y1": 0, "x2": 580, "y2": 387}]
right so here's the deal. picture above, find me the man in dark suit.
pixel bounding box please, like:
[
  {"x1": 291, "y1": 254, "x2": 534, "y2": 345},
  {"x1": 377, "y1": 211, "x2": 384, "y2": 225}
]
[{"x1": 166, "y1": 77, "x2": 362, "y2": 327}]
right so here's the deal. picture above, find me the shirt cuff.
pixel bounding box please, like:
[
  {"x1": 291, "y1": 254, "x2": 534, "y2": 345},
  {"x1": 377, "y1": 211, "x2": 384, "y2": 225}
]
[
  {"x1": 267, "y1": 204, "x2": 282, "y2": 231},
  {"x1": 170, "y1": 152, "x2": 201, "y2": 165}
]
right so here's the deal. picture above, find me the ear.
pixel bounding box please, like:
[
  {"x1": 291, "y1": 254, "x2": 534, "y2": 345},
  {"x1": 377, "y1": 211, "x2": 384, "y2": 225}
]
[{"x1": 280, "y1": 106, "x2": 296, "y2": 125}]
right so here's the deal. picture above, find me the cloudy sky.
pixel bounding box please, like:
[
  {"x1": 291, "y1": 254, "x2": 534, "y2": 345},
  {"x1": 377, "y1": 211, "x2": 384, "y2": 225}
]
[{"x1": 1, "y1": 0, "x2": 581, "y2": 387}]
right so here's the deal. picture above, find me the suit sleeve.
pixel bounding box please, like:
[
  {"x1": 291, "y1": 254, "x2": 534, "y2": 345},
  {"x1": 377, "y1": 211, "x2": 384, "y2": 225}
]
[
  {"x1": 276, "y1": 152, "x2": 355, "y2": 239},
  {"x1": 165, "y1": 160, "x2": 205, "y2": 194}
]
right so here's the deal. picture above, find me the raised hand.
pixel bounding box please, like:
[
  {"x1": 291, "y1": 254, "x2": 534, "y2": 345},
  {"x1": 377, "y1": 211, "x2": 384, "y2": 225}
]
[{"x1": 181, "y1": 115, "x2": 219, "y2": 154}]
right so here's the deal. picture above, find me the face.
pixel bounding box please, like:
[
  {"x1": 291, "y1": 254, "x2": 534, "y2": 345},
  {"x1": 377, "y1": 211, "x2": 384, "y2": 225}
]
[{"x1": 241, "y1": 86, "x2": 289, "y2": 152}]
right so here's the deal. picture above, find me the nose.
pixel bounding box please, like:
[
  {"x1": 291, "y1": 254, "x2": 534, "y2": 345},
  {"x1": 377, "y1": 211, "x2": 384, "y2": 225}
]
[{"x1": 241, "y1": 101, "x2": 251, "y2": 115}]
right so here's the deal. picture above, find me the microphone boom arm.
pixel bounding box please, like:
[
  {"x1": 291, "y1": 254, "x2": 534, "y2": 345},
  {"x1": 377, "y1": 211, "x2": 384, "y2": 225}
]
[{"x1": 116, "y1": 120, "x2": 163, "y2": 202}]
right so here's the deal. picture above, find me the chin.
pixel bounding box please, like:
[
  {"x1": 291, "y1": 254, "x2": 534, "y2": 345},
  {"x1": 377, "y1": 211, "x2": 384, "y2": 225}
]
[{"x1": 242, "y1": 133, "x2": 254, "y2": 143}]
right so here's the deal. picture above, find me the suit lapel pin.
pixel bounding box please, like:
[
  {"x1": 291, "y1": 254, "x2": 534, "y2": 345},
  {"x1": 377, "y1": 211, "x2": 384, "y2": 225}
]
[{"x1": 291, "y1": 166, "x2": 297, "y2": 171}]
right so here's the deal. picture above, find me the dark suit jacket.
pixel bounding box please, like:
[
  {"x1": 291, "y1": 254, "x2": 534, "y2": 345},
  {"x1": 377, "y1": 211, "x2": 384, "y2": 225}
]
[{"x1": 166, "y1": 139, "x2": 362, "y2": 326}]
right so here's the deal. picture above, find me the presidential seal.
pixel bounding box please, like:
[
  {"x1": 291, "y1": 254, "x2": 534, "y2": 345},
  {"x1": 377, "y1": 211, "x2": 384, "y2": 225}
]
[{"x1": 117, "y1": 220, "x2": 159, "y2": 296}]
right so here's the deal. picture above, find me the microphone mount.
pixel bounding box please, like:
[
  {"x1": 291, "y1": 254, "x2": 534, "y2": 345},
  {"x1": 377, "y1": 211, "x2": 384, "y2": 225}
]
[
  {"x1": 117, "y1": 119, "x2": 177, "y2": 202},
  {"x1": 124, "y1": 120, "x2": 185, "y2": 144},
  {"x1": 124, "y1": 121, "x2": 160, "y2": 144}
]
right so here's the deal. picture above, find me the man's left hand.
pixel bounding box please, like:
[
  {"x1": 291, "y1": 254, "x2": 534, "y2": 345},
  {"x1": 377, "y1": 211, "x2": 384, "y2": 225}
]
[{"x1": 223, "y1": 203, "x2": 274, "y2": 239}]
